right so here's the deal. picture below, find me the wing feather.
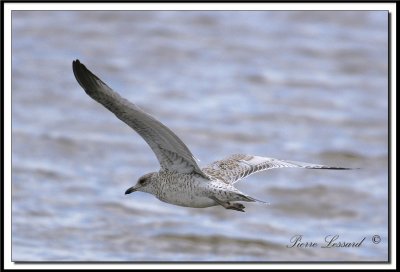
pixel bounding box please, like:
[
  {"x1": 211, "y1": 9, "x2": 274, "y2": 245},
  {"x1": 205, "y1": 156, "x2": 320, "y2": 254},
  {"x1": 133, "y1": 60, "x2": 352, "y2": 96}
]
[
  {"x1": 202, "y1": 154, "x2": 353, "y2": 184},
  {"x1": 72, "y1": 60, "x2": 207, "y2": 178}
]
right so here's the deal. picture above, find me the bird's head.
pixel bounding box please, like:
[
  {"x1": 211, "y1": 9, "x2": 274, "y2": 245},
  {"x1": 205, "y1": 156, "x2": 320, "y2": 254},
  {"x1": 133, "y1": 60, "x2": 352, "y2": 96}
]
[{"x1": 125, "y1": 172, "x2": 156, "y2": 194}]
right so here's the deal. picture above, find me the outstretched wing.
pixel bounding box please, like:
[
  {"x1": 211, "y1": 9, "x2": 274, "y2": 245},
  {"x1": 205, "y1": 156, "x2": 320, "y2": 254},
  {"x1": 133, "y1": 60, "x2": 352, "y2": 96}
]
[
  {"x1": 73, "y1": 60, "x2": 208, "y2": 178},
  {"x1": 202, "y1": 154, "x2": 352, "y2": 184}
]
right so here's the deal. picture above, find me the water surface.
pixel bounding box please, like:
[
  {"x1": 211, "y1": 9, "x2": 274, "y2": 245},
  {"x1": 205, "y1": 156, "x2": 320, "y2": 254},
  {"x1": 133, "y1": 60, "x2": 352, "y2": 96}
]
[{"x1": 12, "y1": 11, "x2": 388, "y2": 262}]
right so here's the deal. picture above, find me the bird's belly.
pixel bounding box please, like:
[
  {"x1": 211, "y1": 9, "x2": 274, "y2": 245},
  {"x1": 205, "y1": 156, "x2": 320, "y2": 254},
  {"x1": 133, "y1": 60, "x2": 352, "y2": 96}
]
[
  {"x1": 157, "y1": 194, "x2": 217, "y2": 208},
  {"x1": 154, "y1": 173, "x2": 218, "y2": 208}
]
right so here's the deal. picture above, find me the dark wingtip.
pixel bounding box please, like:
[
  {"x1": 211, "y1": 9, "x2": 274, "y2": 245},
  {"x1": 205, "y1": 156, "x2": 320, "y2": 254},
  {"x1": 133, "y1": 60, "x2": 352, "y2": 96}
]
[
  {"x1": 72, "y1": 59, "x2": 103, "y2": 93},
  {"x1": 72, "y1": 59, "x2": 87, "y2": 90},
  {"x1": 324, "y1": 167, "x2": 361, "y2": 170},
  {"x1": 72, "y1": 59, "x2": 82, "y2": 76},
  {"x1": 72, "y1": 59, "x2": 81, "y2": 69},
  {"x1": 306, "y1": 166, "x2": 361, "y2": 170},
  {"x1": 72, "y1": 59, "x2": 84, "y2": 74}
]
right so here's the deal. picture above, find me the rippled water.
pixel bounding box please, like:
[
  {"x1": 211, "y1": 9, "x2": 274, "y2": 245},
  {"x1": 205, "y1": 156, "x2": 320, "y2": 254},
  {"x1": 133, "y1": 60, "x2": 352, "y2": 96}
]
[{"x1": 12, "y1": 11, "x2": 388, "y2": 262}]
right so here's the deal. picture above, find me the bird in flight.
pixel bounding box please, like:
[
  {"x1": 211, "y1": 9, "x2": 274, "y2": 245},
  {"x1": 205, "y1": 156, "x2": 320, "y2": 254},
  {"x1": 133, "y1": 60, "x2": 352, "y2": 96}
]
[{"x1": 72, "y1": 60, "x2": 352, "y2": 212}]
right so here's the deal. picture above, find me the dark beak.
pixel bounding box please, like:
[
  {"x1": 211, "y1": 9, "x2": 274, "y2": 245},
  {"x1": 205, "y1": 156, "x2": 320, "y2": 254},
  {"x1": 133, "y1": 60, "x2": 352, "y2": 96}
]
[{"x1": 125, "y1": 186, "x2": 137, "y2": 195}]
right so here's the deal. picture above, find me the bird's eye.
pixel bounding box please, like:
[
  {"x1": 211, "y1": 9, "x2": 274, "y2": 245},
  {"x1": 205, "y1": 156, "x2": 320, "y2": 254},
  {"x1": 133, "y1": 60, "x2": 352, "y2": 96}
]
[{"x1": 139, "y1": 179, "x2": 145, "y2": 185}]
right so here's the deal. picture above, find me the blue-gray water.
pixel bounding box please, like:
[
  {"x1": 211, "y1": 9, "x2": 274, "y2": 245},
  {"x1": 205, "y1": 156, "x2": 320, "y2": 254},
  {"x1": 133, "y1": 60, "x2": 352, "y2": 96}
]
[{"x1": 12, "y1": 11, "x2": 388, "y2": 262}]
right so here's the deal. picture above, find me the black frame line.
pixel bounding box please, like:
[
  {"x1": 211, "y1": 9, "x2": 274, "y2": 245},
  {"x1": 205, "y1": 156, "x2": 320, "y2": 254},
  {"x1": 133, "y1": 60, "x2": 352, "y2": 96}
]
[{"x1": 2, "y1": 1, "x2": 393, "y2": 267}]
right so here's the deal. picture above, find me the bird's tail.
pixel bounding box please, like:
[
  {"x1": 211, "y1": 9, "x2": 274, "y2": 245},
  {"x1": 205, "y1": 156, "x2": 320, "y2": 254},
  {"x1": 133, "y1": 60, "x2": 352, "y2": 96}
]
[{"x1": 238, "y1": 194, "x2": 270, "y2": 205}]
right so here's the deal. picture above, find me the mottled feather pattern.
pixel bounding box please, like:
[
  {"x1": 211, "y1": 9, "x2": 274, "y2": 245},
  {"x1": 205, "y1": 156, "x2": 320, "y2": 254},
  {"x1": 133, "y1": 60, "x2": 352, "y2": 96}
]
[
  {"x1": 72, "y1": 60, "x2": 208, "y2": 178},
  {"x1": 202, "y1": 154, "x2": 352, "y2": 184},
  {"x1": 73, "y1": 60, "x2": 355, "y2": 211}
]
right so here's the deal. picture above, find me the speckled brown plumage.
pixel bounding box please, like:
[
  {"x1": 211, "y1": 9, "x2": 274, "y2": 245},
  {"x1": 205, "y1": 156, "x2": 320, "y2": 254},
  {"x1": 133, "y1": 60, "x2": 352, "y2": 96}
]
[{"x1": 73, "y1": 60, "x2": 353, "y2": 212}]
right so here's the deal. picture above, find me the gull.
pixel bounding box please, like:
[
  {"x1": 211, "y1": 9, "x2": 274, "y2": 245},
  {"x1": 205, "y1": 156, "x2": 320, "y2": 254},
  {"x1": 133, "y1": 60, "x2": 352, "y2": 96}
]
[{"x1": 72, "y1": 59, "x2": 352, "y2": 212}]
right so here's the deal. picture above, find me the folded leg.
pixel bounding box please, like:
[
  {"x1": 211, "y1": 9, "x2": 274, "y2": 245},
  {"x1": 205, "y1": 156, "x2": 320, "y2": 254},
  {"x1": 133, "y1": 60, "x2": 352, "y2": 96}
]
[{"x1": 210, "y1": 196, "x2": 245, "y2": 212}]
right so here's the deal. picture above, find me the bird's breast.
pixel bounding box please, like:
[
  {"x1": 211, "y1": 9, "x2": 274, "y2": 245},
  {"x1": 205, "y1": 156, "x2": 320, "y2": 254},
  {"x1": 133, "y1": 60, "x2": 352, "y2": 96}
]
[{"x1": 153, "y1": 172, "x2": 217, "y2": 208}]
